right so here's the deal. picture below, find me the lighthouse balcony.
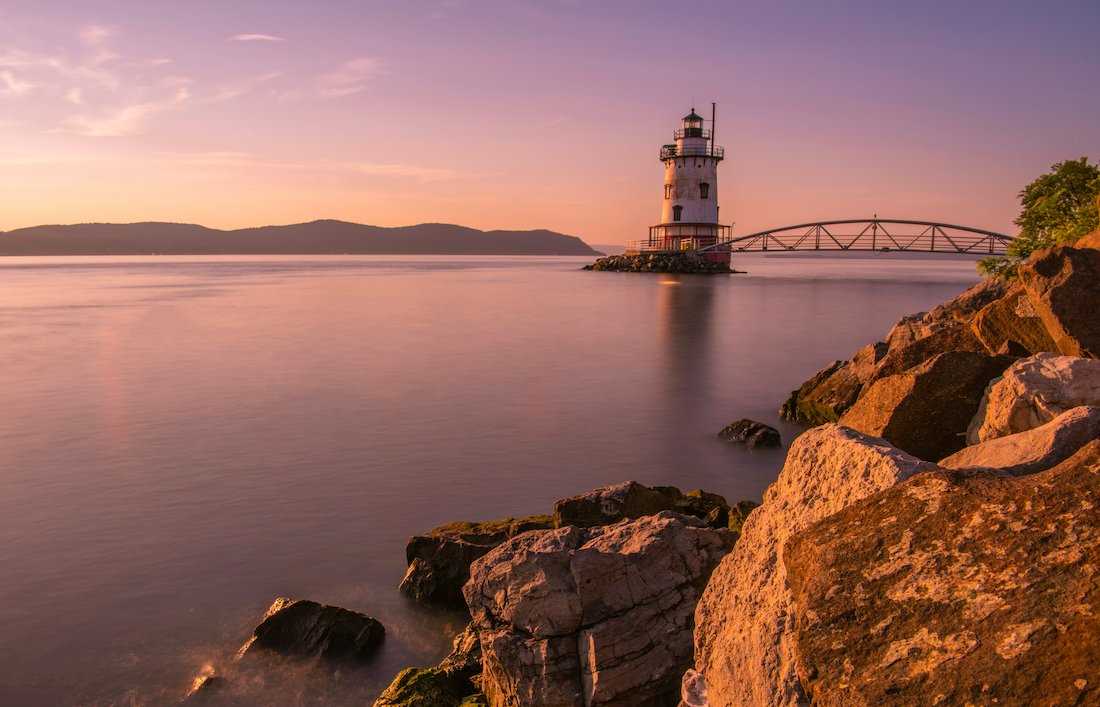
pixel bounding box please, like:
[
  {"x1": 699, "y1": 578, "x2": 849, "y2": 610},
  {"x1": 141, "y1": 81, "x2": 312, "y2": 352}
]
[
  {"x1": 659, "y1": 143, "x2": 725, "y2": 160},
  {"x1": 625, "y1": 223, "x2": 732, "y2": 255},
  {"x1": 673, "y1": 127, "x2": 713, "y2": 141}
]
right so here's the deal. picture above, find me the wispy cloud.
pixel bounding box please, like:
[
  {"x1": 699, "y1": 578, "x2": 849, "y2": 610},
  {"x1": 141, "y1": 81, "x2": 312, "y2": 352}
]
[
  {"x1": 79, "y1": 25, "x2": 113, "y2": 47},
  {"x1": 0, "y1": 70, "x2": 34, "y2": 96},
  {"x1": 206, "y1": 71, "x2": 282, "y2": 103},
  {"x1": 156, "y1": 152, "x2": 461, "y2": 182},
  {"x1": 61, "y1": 86, "x2": 191, "y2": 137},
  {"x1": 318, "y1": 57, "x2": 382, "y2": 97},
  {"x1": 351, "y1": 163, "x2": 458, "y2": 181},
  {"x1": 231, "y1": 33, "x2": 285, "y2": 42}
]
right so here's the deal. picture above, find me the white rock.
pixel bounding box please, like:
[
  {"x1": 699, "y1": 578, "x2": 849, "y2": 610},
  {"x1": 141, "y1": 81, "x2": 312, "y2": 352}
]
[
  {"x1": 690, "y1": 425, "x2": 935, "y2": 707},
  {"x1": 942, "y1": 406, "x2": 1100, "y2": 474},
  {"x1": 967, "y1": 353, "x2": 1100, "y2": 444}
]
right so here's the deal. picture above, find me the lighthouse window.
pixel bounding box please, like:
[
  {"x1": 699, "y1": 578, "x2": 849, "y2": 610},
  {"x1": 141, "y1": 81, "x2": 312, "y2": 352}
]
[
  {"x1": 699, "y1": 183, "x2": 710, "y2": 199},
  {"x1": 672, "y1": 205, "x2": 683, "y2": 222},
  {"x1": 664, "y1": 184, "x2": 673, "y2": 199}
]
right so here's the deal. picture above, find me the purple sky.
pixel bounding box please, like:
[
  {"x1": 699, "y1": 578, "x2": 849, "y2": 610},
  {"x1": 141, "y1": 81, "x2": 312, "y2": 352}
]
[{"x1": 1, "y1": 0, "x2": 1098, "y2": 242}]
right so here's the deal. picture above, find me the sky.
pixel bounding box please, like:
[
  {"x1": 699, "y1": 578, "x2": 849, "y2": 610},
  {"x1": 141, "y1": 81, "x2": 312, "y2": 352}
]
[{"x1": 1, "y1": 0, "x2": 1098, "y2": 243}]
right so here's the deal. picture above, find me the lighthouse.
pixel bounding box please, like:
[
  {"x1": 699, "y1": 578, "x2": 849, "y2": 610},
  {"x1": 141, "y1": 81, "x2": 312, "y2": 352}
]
[{"x1": 636, "y1": 105, "x2": 731, "y2": 264}]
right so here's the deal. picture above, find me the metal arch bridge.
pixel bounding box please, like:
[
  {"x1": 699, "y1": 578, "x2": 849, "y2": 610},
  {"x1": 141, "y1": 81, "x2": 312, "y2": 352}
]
[{"x1": 696, "y1": 218, "x2": 1014, "y2": 255}]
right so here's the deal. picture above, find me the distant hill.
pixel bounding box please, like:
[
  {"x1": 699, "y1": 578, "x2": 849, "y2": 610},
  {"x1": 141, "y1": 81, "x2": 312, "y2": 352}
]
[{"x1": 0, "y1": 220, "x2": 602, "y2": 256}]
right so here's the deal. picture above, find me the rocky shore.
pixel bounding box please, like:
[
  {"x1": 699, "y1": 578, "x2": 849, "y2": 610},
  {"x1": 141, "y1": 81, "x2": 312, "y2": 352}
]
[
  {"x1": 584, "y1": 252, "x2": 739, "y2": 274},
  {"x1": 182, "y1": 224, "x2": 1100, "y2": 705}
]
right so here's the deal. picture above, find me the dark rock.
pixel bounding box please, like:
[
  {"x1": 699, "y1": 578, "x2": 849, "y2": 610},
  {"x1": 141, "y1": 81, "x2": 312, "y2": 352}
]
[
  {"x1": 237, "y1": 598, "x2": 384, "y2": 664},
  {"x1": 717, "y1": 419, "x2": 781, "y2": 448},
  {"x1": 400, "y1": 515, "x2": 554, "y2": 608},
  {"x1": 780, "y1": 344, "x2": 887, "y2": 426},
  {"x1": 784, "y1": 440, "x2": 1100, "y2": 707},
  {"x1": 552, "y1": 481, "x2": 726, "y2": 528},
  {"x1": 838, "y1": 350, "x2": 1016, "y2": 460},
  {"x1": 970, "y1": 282, "x2": 1058, "y2": 356},
  {"x1": 1019, "y1": 245, "x2": 1100, "y2": 358},
  {"x1": 583, "y1": 252, "x2": 735, "y2": 274}
]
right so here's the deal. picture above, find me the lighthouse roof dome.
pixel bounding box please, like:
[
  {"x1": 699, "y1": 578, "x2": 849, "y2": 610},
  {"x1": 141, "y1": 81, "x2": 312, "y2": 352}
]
[{"x1": 683, "y1": 109, "x2": 704, "y2": 121}]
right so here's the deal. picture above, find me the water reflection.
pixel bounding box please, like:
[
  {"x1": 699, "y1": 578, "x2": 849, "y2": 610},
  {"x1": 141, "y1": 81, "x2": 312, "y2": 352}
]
[{"x1": 656, "y1": 275, "x2": 718, "y2": 417}]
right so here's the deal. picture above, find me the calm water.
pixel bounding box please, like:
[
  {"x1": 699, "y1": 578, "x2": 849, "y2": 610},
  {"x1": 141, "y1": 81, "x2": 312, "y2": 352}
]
[{"x1": 0, "y1": 254, "x2": 979, "y2": 705}]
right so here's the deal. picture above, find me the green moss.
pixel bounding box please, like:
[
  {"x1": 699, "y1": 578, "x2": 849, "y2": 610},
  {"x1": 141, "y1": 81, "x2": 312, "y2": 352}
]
[{"x1": 373, "y1": 667, "x2": 473, "y2": 707}]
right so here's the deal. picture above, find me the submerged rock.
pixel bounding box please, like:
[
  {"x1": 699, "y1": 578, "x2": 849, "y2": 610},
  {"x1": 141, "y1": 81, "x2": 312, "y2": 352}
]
[
  {"x1": 464, "y1": 512, "x2": 735, "y2": 707},
  {"x1": 237, "y1": 598, "x2": 384, "y2": 664},
  {"x1": 400, "y1": 515, "x2": 554, "y2": 608},
  {"x1": 690, "y1": 425, "x2": 934, "y2": 707},
  {"x1": 717, "y1": 419, "x2": 781, "y2": 448},
  {"x1": 838, "y1": 350, "x2": 1015, "y2": 460},
  {"x1": 940, "y1": 405, "x2": 1100, "y2": 474},
  {"x1": 1019, "y1": 244, "x2": 1100, "y2": 358},
  {"x1": 967, "y1": 353, "x2": 1100, "y2": 444},
  {"x1": 181, "y1": 666, "x2": 228, "y2": 704},
  {"x1": 784, "y1": 440, "x2": 1100, "y2": 706}
]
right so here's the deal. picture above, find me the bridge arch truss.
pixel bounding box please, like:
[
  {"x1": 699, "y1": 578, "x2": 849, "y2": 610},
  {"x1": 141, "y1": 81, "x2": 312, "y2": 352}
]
[{"x1": 699, "y1": 218, "x2": 1013, "y2": 255}]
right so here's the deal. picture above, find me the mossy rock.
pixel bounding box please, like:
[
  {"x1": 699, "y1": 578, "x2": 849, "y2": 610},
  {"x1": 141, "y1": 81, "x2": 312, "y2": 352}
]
[{"x1": 373, "y1": 667, "x2": 477, "y2": 707}]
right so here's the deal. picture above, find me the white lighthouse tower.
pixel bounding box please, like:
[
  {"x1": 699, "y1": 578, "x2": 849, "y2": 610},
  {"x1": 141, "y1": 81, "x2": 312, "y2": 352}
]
[{"x1": 638, "y1": 105, "x2": 730, "y2": 263}]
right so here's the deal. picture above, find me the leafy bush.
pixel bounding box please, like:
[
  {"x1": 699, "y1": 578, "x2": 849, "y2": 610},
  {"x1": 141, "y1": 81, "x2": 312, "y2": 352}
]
[{"x1": 979, "y1": 157, "x2": 1100, "y2": 278}]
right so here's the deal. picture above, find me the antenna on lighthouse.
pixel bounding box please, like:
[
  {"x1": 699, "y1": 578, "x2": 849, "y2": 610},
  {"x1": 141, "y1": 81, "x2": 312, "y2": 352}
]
[{"x1": 711, "y1": 102, "x2": 716, "y2": 155}]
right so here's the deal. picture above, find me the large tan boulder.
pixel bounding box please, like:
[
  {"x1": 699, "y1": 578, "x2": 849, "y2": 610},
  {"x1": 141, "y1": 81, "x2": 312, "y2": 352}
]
[
  {"x1": 922, "y1": 277, "x2": 1007, "y2": 327},
  {"x1": 869, "y1": 323, "x2": 986, "y2": 382},
  {"x1": 464, "y1": 512, "x2": 735, "y2": 707},
  {"x1": 940, "y1": 405, "x2": 1100, "y2": 474},
  {"x1": 1018, "y1": 245, "x2": 1100, "y2": 358},
  {"x1": 784, "y1": 440, "x2": 1100, "y2": 706},
  {"x1": 690, "y1": 425, "x2": 935, "y2": 707},
  {"x1": 970, "y1": 281, "x2": 1058, "y2": 355},
  {"x1": 839, "y1": 351, "x2": 1015, "y2": 461},
  {"x1": 967, "y1": 353, "x2": 1100, "y2": 443}
]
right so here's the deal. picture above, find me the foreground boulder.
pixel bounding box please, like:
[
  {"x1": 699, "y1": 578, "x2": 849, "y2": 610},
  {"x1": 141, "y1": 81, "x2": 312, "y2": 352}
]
[
  {"x1": 400, "y1": 515, "x2": 554, "y2": 608},
  {"x1": 1018, "y1": 244, "x2": 1100, "y2": 358},
  {"x1": 784, "y1": 440, "x2": 1100, "y2": 706},
  {"x1": 838, "y1": 350, "x2": 1015, "y2": 461},
  {"x1": 552, "y1": 481, "x2": 728, "y2": 529},
  {"x1": 237, "y1": 598, "x2": 385, "y2": 663},
  {"x1": 464, "y1": 512, "x2": 735, "y2": 707},
  {"x1": 717, "y1": 419, "x2": 781, "y2": 448},
  {"x1": 967, "y1": 353, "x2": 1100, "y2": 444},
  {"x1": 940, "y1": 405, "x2": 1100, "y2": 474},
  {"x1": 969, "y1": 281, "x2": 1058, "y2": 355},
  {"x1": 690, "y1": 425, "x2": 934, "y2": 706}
]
